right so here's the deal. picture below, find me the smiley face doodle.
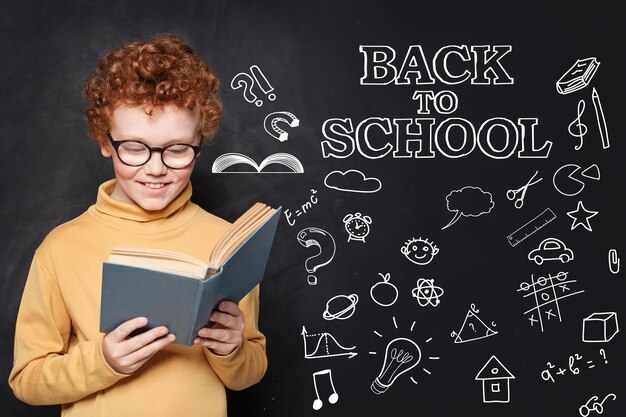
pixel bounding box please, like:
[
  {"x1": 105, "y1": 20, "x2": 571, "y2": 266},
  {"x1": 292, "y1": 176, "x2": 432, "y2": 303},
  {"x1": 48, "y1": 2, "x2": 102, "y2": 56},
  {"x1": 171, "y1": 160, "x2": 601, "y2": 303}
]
[{"x1": 401, "y1": 237, "x2": 439, "y2": 265}]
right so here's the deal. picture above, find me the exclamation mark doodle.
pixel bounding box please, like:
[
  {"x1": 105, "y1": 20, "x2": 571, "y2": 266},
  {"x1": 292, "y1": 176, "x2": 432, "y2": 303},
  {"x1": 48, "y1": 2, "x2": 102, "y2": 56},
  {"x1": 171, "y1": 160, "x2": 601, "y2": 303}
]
[{"x1": 250, "y1": 65, "x2": 276, "y2": 103}]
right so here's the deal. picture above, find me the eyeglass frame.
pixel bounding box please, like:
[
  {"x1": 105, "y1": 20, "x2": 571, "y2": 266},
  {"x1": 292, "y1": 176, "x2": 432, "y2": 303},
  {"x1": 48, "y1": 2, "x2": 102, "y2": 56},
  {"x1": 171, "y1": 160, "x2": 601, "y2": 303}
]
[{"x1": 106, "y1": 130, "x2": 201, "y2": 169}]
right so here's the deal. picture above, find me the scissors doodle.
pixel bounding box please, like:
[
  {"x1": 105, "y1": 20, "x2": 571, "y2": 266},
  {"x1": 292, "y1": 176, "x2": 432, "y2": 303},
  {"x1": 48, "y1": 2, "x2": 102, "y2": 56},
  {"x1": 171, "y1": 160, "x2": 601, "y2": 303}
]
[{"x1": 507, "y1": 171, "x2": 543, "y2": 209}]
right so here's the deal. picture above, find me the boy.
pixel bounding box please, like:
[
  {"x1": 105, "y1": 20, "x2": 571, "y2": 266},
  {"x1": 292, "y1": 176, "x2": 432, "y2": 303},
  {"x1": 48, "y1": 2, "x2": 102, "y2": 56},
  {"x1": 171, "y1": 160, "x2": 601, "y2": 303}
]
[{"x1": 9, "y1": 33, "x2": 267, "y2": 417}]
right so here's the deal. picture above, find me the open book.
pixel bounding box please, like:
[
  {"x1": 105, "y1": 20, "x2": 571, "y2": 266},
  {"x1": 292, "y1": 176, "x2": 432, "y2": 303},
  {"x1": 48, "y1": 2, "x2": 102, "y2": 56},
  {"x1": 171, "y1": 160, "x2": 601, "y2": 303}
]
[{"x1": 99, "y1": 203, "x2": 281, "y2": 346}]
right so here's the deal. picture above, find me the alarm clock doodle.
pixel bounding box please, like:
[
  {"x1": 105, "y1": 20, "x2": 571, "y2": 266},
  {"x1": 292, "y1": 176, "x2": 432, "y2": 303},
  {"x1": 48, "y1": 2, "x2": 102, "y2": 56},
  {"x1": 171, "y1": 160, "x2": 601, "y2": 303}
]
[{"x1": 343, "y1": 212, "x2": 373, "y2": 242}]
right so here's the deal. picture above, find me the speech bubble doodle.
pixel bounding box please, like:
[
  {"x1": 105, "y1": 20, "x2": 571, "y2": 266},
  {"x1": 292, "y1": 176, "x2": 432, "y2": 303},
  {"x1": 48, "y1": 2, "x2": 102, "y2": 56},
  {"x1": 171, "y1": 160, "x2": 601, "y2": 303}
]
[
  {"x1": 297, "y1": 227, "x2": 336, "y2": 285},
  {"x1": 442, "y1": 186, "x2": 494, "y2": 230}
]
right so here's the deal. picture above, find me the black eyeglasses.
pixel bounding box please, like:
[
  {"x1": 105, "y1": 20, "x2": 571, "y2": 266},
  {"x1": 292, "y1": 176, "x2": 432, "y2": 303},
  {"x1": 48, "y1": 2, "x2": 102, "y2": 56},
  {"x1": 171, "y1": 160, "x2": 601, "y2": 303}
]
[{"x1": 106, "y1": 131, "x2": 201, "y2": 169}]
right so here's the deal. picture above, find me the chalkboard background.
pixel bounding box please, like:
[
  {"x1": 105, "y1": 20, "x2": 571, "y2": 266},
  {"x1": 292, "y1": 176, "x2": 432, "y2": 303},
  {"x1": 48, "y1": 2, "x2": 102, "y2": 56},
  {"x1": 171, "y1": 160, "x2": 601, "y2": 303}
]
[{"x1": 1, "y1": 1, "x2": 624, "y2": 416}]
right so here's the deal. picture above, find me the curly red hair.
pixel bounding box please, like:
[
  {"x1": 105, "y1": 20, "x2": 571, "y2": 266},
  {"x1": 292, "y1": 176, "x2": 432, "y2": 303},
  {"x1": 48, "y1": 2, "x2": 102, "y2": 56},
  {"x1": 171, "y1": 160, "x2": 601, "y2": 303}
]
[{"x1": 84, "y1": 33, "x2": 223, "y2": 144}]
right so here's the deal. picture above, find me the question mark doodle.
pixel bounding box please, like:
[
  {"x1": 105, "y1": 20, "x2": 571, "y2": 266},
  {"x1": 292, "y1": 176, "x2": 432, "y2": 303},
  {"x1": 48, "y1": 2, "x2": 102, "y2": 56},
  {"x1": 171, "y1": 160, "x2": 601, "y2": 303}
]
[
  {"x1": 230, "y1": 72, "x2": 261, "y2": 106},
  {"x1": 297, "y1": 227, "x2": 336, "y2": 285},
  {"x1": 230, "y1": 65, "x2": 276, "y2": 107},
  {"x1": 599, "y1": 349, "x2": 607, "y2": 364},
  {"x1": 468, "y1": 323, "x2": 476, "y2": 333}
]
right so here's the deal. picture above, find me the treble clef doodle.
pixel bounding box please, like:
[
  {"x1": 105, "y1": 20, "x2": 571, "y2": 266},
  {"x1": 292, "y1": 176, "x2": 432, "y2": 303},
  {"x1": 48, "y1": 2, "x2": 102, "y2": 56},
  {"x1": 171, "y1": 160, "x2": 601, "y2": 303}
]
[{"x1": 568, "y1": 99, "x2": 587, "y2": 150}]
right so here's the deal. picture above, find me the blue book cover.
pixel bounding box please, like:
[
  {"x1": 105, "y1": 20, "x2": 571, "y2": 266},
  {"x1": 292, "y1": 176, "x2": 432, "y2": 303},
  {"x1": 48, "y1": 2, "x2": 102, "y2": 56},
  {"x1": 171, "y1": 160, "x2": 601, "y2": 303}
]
[{"x1": 99, "y1": 207, "x2": 281, "y2": 346}]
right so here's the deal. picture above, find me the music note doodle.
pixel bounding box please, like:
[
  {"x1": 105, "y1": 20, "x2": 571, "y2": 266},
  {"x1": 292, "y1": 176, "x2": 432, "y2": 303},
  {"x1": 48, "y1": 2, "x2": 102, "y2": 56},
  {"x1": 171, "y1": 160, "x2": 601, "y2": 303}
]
[
  {"x1": 311, "y1": 369, "x2": 339, "y2": 410},
  {"x1": 568, "y1": 99, "x2": 587, "y2": 150}
]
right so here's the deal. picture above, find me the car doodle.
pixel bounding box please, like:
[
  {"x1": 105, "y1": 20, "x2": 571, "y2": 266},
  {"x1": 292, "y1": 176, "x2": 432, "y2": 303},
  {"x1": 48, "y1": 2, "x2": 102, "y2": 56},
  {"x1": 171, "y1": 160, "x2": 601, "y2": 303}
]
[{"x1": 528, "y1": 238, "x2": 574, "y2": 265}]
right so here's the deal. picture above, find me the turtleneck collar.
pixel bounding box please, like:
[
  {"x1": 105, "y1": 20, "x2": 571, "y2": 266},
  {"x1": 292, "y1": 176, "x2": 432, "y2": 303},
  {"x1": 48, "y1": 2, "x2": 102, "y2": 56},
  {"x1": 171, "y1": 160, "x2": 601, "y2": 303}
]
[{"x1": 87, "y1": 179, "x2": 199, "y2": 233}]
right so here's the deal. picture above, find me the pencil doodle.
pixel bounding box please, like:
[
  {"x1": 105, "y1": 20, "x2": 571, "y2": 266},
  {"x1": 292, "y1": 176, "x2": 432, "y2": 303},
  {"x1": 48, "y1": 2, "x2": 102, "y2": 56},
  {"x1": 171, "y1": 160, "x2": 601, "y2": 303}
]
[{"x1": 591, "y1": 87, "x2": 610, "y2": 149}]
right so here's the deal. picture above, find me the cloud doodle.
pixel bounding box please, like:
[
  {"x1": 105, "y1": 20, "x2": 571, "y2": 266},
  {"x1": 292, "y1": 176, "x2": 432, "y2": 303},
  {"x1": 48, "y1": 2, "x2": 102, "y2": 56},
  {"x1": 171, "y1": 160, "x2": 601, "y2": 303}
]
[{"x1": 324, "y1": 169, "x2": 382, "y2": 193}]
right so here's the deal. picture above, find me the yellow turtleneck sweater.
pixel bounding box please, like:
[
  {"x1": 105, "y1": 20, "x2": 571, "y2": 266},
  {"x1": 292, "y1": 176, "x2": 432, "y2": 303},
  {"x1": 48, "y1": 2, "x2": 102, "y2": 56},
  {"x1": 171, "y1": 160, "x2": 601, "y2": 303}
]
[{"x1": 9, "y1": 179, "x2": 267, "y2": 417}]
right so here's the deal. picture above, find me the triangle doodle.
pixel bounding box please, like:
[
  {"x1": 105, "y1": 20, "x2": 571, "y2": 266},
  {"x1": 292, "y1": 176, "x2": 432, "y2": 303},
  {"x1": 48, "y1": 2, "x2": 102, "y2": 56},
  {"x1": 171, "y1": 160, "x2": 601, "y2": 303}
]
[{"x1": 452, "y1": 305, "x2": 498, "y2": 344}]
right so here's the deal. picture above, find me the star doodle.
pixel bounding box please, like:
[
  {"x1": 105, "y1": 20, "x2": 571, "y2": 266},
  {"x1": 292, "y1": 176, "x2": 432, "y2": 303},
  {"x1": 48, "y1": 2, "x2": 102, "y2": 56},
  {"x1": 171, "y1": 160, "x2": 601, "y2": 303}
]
[{"x1": 566, "y1": 200, "x2": 598, "y2": 232}]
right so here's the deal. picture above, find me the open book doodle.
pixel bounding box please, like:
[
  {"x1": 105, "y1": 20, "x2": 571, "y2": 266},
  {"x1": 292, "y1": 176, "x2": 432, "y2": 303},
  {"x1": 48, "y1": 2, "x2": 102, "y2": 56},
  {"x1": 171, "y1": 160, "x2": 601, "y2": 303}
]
[
  {"x1": 100, "y1": 203, "x2": 281, "y2": 346},
  {"x1": 212, "y1": 152, "x2": 304, "y2": 173}
]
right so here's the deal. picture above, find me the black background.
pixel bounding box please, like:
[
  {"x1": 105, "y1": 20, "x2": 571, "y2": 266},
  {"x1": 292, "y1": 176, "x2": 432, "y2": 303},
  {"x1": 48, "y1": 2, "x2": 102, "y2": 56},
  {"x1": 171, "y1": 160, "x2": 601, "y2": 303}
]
[{"x1": 1, "y1": 1, "x2": 624, "y2": 416}]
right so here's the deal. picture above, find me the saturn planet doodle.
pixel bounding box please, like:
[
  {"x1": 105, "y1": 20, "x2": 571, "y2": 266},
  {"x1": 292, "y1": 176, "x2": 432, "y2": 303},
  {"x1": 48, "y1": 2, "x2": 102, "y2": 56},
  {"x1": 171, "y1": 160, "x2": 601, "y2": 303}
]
[{"x1": 323, "y1": 294, "x2": 359, "y2": 320}]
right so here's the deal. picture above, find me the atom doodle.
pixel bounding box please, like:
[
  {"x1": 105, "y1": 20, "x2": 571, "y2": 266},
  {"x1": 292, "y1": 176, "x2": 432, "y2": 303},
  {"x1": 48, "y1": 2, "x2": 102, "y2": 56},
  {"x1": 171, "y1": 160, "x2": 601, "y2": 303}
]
[{"x1": 411, "y1": 278, "x2": 445, "y2": 307}]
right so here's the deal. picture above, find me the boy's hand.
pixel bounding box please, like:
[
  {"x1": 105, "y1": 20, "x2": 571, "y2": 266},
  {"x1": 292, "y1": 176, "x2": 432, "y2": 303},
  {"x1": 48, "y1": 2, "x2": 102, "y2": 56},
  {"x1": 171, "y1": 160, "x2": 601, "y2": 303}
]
[
  {"x1": 194, "y1": 301, "x2": 245, "y2": 356},
  {"x1": 102, "y1": 317, "x2": 176, "y2": 374}
]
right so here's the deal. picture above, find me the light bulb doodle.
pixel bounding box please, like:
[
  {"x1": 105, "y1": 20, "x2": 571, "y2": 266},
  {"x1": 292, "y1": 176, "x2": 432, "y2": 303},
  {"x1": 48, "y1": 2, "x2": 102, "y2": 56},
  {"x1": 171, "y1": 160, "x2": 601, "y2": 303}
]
[
  {"x1": 264, "y1": 111, "x2": 300, "y2": 142},
  {"x1": 369, "y1": 317, "x2": 439, "y2": 395},
  {"x1": 371, "y1": 337, "x2": 422, "y2": 394},
  {"x1": 311, "y1": 369, "x2": 339, "y2": 410},
  {"x1": 297, "y1": 227, "x2": 336, "y2": 285}
]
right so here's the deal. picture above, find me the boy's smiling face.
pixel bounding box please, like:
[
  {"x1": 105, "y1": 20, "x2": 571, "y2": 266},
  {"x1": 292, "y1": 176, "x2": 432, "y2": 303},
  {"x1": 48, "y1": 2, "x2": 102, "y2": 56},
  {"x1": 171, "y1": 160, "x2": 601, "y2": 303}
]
[{"x1": 100, "y1": 104, "x2": 201, "y2": 211}]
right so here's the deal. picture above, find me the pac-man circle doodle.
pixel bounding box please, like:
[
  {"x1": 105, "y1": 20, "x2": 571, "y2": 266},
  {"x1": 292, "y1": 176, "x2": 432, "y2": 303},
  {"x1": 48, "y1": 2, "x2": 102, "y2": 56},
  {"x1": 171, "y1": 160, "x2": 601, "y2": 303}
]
[
  {"x1": 323, "y1": 294, "x2": 359, "y2": 320},
  {"x1": 411, "y1": 278, "x2": 444, "y2": 307}
]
